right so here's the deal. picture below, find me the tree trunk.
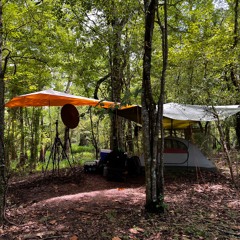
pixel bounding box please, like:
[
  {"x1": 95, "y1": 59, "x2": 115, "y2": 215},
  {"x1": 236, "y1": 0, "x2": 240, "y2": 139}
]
[
  {"x1": 142, "y1": 0, "x2": 167, "y2": 213},
  {"x1": 63, "y1": 127, "x2": 70, "y2": 156},
  {"x1": 4, "y1": 109, "x2": 17, "y2": 167},
  {"x1": 156, "y1": 0, "x2": 168, "y2": 211},
  {"x1": 30, "y1": 108, "x2": 41, "y2": 170},
  {"x1": 89, "y1": 107, "x2": 100, "y2": 159},
  {"x1": 231, "y1": 0, "x2": 240, "y2": 147},
  {"x1": 20, "y1": 108, "x2": 25, "y2": 155},
  {"x1": 63, "y1": 80, "x2": 72, "y2": 156},
  {"x1": 109, "y1": 2, "x2": 126, "y2": 150},
  {"x1": 216, "y1": 119, "x2": 236, "y2": 186},
  {"x1": 126, "y1": 121, "x2": 134, "y2": 153},
  {"x1": 142, "y1": 0, "x2": 159, "y2": 212},
  {"x1": 236, "y1": 113, "x2": 240, "y2": 149},
  {"x1": 0, "y1": 0, "x2": 6, "y2": 225}
]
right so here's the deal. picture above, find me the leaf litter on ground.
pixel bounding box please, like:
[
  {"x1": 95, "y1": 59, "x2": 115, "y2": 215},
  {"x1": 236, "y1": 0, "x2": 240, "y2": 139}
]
[{"x1": 1, "y1": 164, "x2": 240, "y2": 240}]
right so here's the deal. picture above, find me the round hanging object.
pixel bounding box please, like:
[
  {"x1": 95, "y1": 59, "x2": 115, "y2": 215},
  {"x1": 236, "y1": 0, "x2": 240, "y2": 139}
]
[{"x1": 61, "y1": 104, "x2": 80, "y2": 129}]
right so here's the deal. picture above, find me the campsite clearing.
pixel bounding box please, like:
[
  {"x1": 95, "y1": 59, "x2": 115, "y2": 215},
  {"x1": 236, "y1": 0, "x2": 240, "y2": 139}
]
[{"x1": 2, "y1": 161, "x2": 240, "y2": 240}]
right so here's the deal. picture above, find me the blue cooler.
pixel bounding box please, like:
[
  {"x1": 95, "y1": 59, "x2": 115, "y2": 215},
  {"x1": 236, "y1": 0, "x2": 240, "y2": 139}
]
[{"x1": 100, "y1": 149, "x2": 111, "y2": 162}]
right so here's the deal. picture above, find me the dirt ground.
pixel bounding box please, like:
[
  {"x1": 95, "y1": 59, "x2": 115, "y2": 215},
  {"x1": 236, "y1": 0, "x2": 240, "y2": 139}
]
[{"x1": 1, "y1": 166, "x2": 240, "y2": 240}]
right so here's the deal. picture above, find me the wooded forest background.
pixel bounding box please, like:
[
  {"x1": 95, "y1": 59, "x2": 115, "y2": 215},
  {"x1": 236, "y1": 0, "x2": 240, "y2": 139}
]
[{"x1": 0, "y1": 0, "x2": 239, "y2": 221}]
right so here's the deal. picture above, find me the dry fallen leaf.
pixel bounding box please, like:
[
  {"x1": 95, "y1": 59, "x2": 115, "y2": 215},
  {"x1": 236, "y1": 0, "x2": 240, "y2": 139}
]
[
  {"x1": 112, "y1": 237, "x2": 121, "y2": 240},
  {"x1": 129, "y1": 227, "x2": 145, "y2": 234},
  {"x1": 49, "y1": 220, "x2": 57, "y2": 225},
  {"x1": 129, "y1": 228, "x2": 138, "y2": 234},
  {"x1": 70, "y1": 235, "x2": 78, "y2": 240}
]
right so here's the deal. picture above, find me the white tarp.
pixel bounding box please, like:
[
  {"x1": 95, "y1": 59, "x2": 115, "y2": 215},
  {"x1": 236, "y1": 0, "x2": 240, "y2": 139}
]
[
  {"x1": 114, "y1": 103, "x2": 240, "y2": 127},
  {"x1": 163, "y1": 103, "x2": 240, "y2": 121}
]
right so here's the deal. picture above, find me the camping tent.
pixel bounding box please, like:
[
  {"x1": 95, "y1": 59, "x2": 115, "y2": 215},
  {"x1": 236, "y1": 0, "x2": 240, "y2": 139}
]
[
  {"x1": 139, "y1": 136, "x2": 216, "y2": 169},
  {"x1": 5, "y1": 89, "x2": 119, "y2": 108}
]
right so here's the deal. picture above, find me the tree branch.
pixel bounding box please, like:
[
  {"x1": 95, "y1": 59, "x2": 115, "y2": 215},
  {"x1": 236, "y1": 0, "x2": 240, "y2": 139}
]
[
  {"x1": 1, "y1": 49, "x2": 11, "y2": 78},
  {"x1": 9, "y1": 55, "x2": 48, "y2": 64},
  {"x1": 93, "y1": 73, "x2": 111, "y2": 99}
]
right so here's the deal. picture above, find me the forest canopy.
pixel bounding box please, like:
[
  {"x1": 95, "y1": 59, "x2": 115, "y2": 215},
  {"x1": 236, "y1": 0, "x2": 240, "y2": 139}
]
[
  {"x1": 0, "y1": 0, "x2": 239, "y2": 226},
  {"x1": 0, "y1": 0, "x2": 239, "y2": 168},
  {"x1": 0, "y1": 0, "x2": 239, "y2": 189}
]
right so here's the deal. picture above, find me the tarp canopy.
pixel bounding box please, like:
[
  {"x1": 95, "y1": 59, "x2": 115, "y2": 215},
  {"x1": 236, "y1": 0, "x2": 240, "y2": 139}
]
[
  {"x1": 114, "y1": 106, "x2": 196, "y2": 129},
  {"x1": 5, "y1": 89, "x2": 119, "y2": 109},
  {"x1": 164, "y1": 102, "x2": 240, "y2": 121},
  {"x1": 115, "y1": 102, "x2": 240, "y2": 129},
  {"x1": 6, "y1": 90, "x2": 240, "y2": 129}
]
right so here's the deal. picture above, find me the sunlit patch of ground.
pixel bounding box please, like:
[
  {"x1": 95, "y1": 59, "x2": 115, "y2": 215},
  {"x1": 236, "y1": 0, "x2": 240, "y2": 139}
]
[
  {"x1": 38, "y1": 187, "x2": 146, "y2": 207},
  {"x1": 2, "y1": 167, "x2": 240, "y2": 240}
]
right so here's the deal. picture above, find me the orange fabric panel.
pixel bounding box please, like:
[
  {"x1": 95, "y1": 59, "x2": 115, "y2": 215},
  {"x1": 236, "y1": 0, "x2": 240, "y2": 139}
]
[{"x1": 5, "y1": 90, "x2": 119, "y2": 109}]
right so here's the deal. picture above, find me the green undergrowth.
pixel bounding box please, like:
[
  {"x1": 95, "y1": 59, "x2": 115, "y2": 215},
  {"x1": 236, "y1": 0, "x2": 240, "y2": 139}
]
[{"x1": 9, "y1": 144, "x2": 96, "y2": 176}]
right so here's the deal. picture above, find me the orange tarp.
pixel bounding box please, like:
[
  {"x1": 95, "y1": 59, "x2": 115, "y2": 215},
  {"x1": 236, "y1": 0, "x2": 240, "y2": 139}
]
[{"x1": 5, "y1": 89, "x2": 121, "y2": 109}]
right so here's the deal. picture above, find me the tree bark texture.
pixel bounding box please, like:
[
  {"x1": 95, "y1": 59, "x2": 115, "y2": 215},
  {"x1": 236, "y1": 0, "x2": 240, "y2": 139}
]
[
  {"x1": 109, "y1": 1, "x2": 127, "y2": 150},
  {"x1": 30, "y1": 108, "x2": 41, "y2": 169},
  {"x1": 0, "y1": 0, "x2": 6, "y2": 224},
  {"x1": 156, "y1": 0, "x2": 168, "y2": 209},
  {"x1": 142, "y1": 0, "x2": 161, "y2": 212},
  {"x1": 89, "y1": 107, "x2": 100, "y2": 159},
  {"x1": 231, "y1": 0, "x2": 240, "y2": 147},
  {"x1": 142, "y1": 0, "x2": 168, "y2": 213}
]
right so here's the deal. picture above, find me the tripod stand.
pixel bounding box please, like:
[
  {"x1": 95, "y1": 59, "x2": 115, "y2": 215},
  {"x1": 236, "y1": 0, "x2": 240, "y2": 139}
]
[{"x1": 45, "y1": 120, "x2": 72, "y2": 175}]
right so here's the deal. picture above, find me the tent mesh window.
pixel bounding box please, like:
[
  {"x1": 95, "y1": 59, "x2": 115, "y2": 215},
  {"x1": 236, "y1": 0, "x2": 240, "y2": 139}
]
[{"x1": 164, "y1": 139, "x2": 188, "y2": 154}]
